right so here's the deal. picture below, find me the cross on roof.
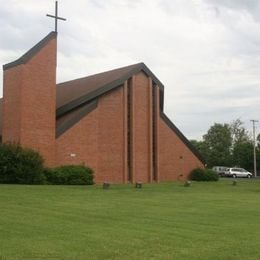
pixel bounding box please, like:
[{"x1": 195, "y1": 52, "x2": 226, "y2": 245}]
[{"x1": 46, "y1": 1, "x2": 66, "y2": 32}]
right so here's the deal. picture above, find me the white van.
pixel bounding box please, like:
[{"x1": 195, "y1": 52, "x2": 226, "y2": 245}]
[
  {"x1": 212, "y1": 166, "x2": 228, "y2": 177},
  {"x1": 225, "y1": 168, "x2": 253, "y2": 178}
]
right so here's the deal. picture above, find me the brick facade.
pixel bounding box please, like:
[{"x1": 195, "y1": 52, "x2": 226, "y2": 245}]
[
  {"x1": 56, "y1": 107, "x2": 98, "y2": 173},
  {"x1": 1, "y1": 32, "x2": 204, "y2": 183},
  {"x1": 130, "y1": 73, "x2": 153, "y2": 183},
  {"x1": 3, "y1": 33, "x2": 57, "y2": 166},
  {"x1": 158, "y1": 117, "x2": 204, "y2": 181}
]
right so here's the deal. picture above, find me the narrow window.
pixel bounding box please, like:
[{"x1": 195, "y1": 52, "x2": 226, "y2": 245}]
[
  {"x1": 152, "y1": 83, "x2": 157, "y2": 181},
  {"x1": 127, "y1": 79, "x2": 132, "y2": 182}
]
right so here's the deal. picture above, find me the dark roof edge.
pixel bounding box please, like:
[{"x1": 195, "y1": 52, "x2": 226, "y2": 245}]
[
  {"x1": 56, "y1": 63, "x2": 165, "y2": 118},
  {"x1": 160, "y1": 112, "x2": 206, "y2": 164},
  {"x1": 3, "y1": 31, "x2": 57, "y2": 70},
  {"x1": 140, "y1": 63, "x2": 164, "y2": 91},
  {"x1": 56, "y1": 99, "x2": 98, "y2": 138}
]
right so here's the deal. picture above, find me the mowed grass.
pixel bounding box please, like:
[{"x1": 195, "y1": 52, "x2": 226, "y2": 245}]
[{"x1": 1, "y1": 180, "x2": 260, "y2": 259}]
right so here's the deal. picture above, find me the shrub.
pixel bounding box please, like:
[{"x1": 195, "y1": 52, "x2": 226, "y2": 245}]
[
  {"x1": 190, "y1": 168, "x2": 219, "y2": 181},
  {"x1": 44, "y1": 165, "x2": 94, "y2": 185},
  {"x1": 0, "y1": 143, "x2": 45, "y2": 184}
]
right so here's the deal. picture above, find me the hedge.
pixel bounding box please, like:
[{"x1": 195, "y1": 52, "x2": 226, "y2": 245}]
[
  {"x1": 190, "y1": 168, "x2": 219, "y2": 181},
  {"x1": 0, "y1": 143, "x2": 45, "y2": 184},
  {"x1": 0, "y1": 143, "x2": 94, "y2": 185},
  {"x1": 44, "y1": 165, "x2": 94, "y2": 185}
]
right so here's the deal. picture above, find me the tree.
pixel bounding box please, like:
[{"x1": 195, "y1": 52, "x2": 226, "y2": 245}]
[
  {"x1": 232, "y1": 141, "x2": 254, "y2": 171},
  {"x1": 256, "y1": 133, "x2": 260, "y2": 149},
  {"x1": 229, "y1": 119, "x2": 253, "y2": 170},
  {"x1": 191, "y1": 119, "x2": 255, "y2": 170},
  {"x1": 203, "y1": 123, "x2": 232, "y2": 168},
  {"x1": 230, "y1": 119, "x2": 250, "y2": 146},
  {"x1": 190, "y1": 139, "x2": 208, "y2": 160}
]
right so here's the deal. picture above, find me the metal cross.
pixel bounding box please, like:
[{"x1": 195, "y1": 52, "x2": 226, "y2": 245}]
[{"x1": 46, "y1": 1, "x2": 66, "y2": 32}]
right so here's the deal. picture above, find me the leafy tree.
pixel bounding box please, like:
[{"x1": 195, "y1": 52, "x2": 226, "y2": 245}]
[
  {"x1": 190, "y1": 139, "x2": 208, "y2": 160},
  {"x1": 203, "y1": 123, "x2": 232, "y2": 168},
  {"x1": 232, "y1": 141, "x2": 254, "y2": 171},
  {"x1": 191, "y1": 119, "x2": 256, "y2": 171},
  {"x1": 229, "y1": 119, "x2": 252, "y2": 168},
  {"x1": 256, "y1": 133, "x2": 260, "y2": 149},
  {"x1": 230, "y1": 119, "x2": 250, "y2": 146}
]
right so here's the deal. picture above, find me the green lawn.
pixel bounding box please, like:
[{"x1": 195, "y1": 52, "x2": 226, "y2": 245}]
[{"x1": 1, "y1": 180, "x2": 260, "y2": 259}]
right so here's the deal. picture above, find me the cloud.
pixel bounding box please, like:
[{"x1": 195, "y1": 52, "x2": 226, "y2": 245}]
[
  {"x1": 1, "y1": 0, "x2": 260, "y2": 140},
  {"x1": 206, "y1": 0, "x2": 260, "y2": 15}
]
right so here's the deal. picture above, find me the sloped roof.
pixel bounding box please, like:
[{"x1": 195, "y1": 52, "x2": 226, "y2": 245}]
[
  {"x1": 56, "y1": 100, "x2": 98, "y2": 137},
  {"x1": 3, "y1": 32, "x2": 57, "y2": 70},
  {"x1": 56, "y1": 62, "x2": 164, "y2": 117},
  {"x1": 57, "y1": 63, "x2": 143, "y2": 108}
]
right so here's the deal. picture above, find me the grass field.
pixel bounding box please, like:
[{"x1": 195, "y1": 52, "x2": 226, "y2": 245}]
[{"x1": 1, "y1": 180, "x2": 260, "y2": 259}]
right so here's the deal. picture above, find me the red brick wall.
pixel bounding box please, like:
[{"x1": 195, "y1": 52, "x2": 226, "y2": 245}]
[
  {"x1": 56, "y1": 109, "x2": 98, "y2": 173},
  {"x1": 56, "y1": 86, "x2": 126, "y2": 184},
  {"x1": 131, "y1": 72, "x2": 153, "y2": 183},
  {"x1": 21, "y1": 38, "x2": 57, "y2": 166},
  {"x1": 2, "y1": 66, "x2": 23, "y2": 143},
  {"x1": 158, "y1": 117, "x2": 204, "y2": 181},
  {"x1": 56, "y1": 73, "x2": 156, "y2": 184},
  {"x1": 3, "y1": 36, "x2": 57, "y2": 166},
  {"x1": 97, "y1": 87, "x2": 126, "y2": 183}
]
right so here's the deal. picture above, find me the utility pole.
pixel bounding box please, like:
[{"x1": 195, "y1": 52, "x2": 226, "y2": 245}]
[{"x1": 250, "y1": 120, "x2": 258, "y2": 178}]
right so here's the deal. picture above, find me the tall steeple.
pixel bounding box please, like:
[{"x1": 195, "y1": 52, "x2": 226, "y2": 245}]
[{"x1": 2, "y1": 32, "x2": 57, "y2": 166}]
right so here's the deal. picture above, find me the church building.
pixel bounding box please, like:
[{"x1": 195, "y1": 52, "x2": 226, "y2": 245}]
[{"x1": 0, "y1": 31, "x2": 204, "y2": 183}]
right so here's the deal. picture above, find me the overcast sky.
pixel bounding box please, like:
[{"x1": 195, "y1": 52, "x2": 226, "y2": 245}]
[{"x1": 1, "y1": 0, "x2": 260, "y2": 140}]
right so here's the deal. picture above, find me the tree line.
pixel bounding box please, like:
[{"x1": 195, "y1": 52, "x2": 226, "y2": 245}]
[{"x1": 190, "y1": 119, "x2": 260, "y2": 172}]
